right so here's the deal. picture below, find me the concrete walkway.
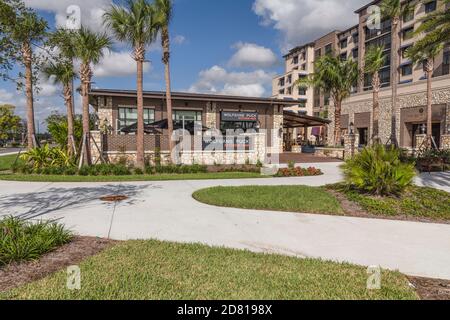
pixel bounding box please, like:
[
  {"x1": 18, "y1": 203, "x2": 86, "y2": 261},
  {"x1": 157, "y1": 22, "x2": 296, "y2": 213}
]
[{"x1": 0, "y1": 162, "x2": 449, "y2": 280}]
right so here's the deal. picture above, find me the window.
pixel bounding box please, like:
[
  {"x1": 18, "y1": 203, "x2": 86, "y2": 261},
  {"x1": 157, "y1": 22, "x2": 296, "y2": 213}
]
[
  {"x1": 279, "y1": 89, "x2": 285, "y2": 95},
  {"x1": 301, "y1": 63, "x2": 306, "y2": 71},
  {"x1": 325, "y1": 44, "x2": 333, "y2": 55},
  {"x1": 301, "y1": 52, "x2": 306, "y2": 60},
  {"x1": 118, "y1": 107, "x2": 155, "y2": 130},
  {"x1": 425, "y1": 0, "x2": 437, "y2": 13},
  {"x1": 443, "y1": 51, "x2": 450, "y2": 75},
  {"x1": 278, "y1": 78, "x2": 285, "y2": 87},
  {"x1": 401, "y1": 46, "x2": 412, "y2": 58},
  {"x1": 352, "y1": 33, "x2": 359, "y2": 44},
  {"x1": 401, "y1": 64, "x2": 413, "y2": 76},
  {"x1": 315, "y1": 48, "x2": 322, "y2": 59},
  {"x1": 293, "y1": 56, "x2": 299, "y2": 64},
  {"x1": 173, "y1": 110, "x2": 202, "y2": 131},
  {"x1": 352, "y1": 48, "x2": 359, "y2": 59},
  {"x1": 298, "y1": 87, "x2": 307, "y2": 95},
  {"x1": 287, "y1": 86, "x2": 292, "y2": 95},
  {"x1": 340, "y1": 39, "x2": 348, "y2": 49},
  {"x1": 403, "y1": 27, "x2": 414, "y2": 41},
  {"x1": 340, "y1": 52, "x2": 347, "y2": 61},
  {"x1": 287, "y1": 75, "x2": 292, "y2": 84},
  {"x1": 403, "y1": 9, "x2": 414, "y2": 22},
  {"x1": 324, "y1": 92, "x2": 330, "y2": 106}
]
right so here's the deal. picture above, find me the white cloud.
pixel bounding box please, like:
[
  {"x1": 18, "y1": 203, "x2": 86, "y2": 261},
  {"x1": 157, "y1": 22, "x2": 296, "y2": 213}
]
[
  {"x1": 24, "y1": 0, "x2": 112, "y2": 32},
  {"x1": 173, "y1": 35, "x2": 187, "y2": 45},
  {"x1": 188, "y1": 65, "x2": 274, "y2": 97},
  {"x1": 0, "y1": 89, "x2": 14, "y2": 104},
  {"x1": 93, "y1": 49, "x2": 152, "y2": 77},
  {"x1": 229, "y1": 42, "x2": 278, "y2": 68},
  {"x1": 253, "y1": 0, "x2": 368, "y2": 51}
]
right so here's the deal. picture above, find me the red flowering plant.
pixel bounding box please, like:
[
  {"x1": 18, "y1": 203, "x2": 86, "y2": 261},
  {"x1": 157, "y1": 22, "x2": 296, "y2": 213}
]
[{"x1": 275, "y1": 166, "x2": 323, "y2": 177}]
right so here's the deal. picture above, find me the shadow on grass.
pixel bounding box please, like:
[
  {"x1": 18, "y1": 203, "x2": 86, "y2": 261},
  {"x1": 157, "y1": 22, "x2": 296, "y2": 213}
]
[{"x1": 0, "y1": 184, "x2": 161, "y2": 220}]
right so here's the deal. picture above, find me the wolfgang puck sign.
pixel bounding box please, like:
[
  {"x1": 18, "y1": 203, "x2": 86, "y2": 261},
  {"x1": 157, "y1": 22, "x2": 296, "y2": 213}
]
[{"x1": 221, "y1": 111, "x2": 258, "y2": 122}]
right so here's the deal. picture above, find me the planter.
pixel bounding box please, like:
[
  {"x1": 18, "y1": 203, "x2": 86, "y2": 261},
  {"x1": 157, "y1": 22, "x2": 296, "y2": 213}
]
[{"x1": 301, "y1": 146, "x2": 316, "y2": 154}]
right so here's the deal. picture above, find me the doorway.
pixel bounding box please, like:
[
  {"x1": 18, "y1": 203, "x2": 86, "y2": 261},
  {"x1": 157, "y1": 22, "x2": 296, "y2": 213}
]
[{"x1": 411, "y1": 123, "x2": 441, "y2": 148}]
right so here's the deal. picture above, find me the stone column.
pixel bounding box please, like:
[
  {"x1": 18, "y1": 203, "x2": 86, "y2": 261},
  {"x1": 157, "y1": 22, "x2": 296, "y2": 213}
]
[
  {"x1": 415, "y1": 134, "x2": 426, "y2": 150},
  {"x1": 90, "y1": 131, "x2": 103, "y2": 164},
  {"x1": 206, "y1": 101, "x2": 217, "y2": 129},
  {"x1": 272, "y1": 105, "x2": 284, "y2": 153},
  {"x1": 97, "y1": 96, "x2": 114, "y2": 133},
  {"x1": 441, "y1": 135, "x2": 450, "y2": 150},
  {"x1": 344, "y1": 133, "x2": 359, "y2": 160}
]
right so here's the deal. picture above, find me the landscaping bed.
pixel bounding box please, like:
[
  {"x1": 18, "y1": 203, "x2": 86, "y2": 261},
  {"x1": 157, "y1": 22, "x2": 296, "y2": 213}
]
[{"x1": 2, "y1": 239, "x2": 418, "y2": 300}]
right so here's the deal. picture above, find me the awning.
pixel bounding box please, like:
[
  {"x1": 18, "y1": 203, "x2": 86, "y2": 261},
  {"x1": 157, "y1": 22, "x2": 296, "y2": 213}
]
[{"x1": 283, "y1": 111, "x2": 331, "y2": 128}]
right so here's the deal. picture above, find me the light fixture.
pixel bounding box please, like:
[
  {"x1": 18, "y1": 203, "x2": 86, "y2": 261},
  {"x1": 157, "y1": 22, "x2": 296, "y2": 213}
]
[
  {"x1": 447, "y1": 124, "x2": 450, "y2": 134},
  {"x1": 349, "y1": 122, "x2": 355, "y2": 135}
]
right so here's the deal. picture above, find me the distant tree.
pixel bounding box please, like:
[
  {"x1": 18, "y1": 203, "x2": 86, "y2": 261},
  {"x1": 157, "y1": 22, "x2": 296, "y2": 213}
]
[
  {"x1": 364, "y1": 45, "x2": 386, "y2": 142},
  {"x1": 0, "y1": 104, "x2": 22, "y2": 142},
  {"x1": 296, "y1": 55, "x2": 359, "y2": 146}
]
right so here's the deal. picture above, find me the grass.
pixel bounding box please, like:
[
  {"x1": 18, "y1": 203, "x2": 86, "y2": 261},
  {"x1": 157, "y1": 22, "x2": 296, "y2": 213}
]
[
  {"x1": 331, "y1": 184, "x2": 450, "y2": 222},
  {"x1": 0, "y1": 216, "x2": 72, "y2": 266},
  {"x1": 193, "y1": 185, "x2": 344, "y2": 215},
  {"x1": 0, "y1": 154, "x2": 20, "y2": 172},
  {"x1": 2, "y1": 240, "x2": 418, "y2": 300},
  {"x1": 0, "y1": 171, "x2": 264, "y2": 182}
]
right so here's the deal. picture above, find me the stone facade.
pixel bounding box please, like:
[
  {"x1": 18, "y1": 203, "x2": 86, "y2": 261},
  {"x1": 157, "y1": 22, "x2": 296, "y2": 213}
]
[
  {"x1": 315, "y1": 147, "x2": 345, "y2": 159},
  {"x1": 330, "y1": 81, "x2": 450, "y2": 148},
  {"x1": 97, "y1": 97, "x2": 114, "y2": 128},
  {"x1": 271, "y1": 106, "x2": 284, "y2": 153},
  {"x1": 441, "y1": 135, "x2": 450, "y2": 149},
  {"x1": 205, "y1": 102, "x2": 217, "y2": 129}
]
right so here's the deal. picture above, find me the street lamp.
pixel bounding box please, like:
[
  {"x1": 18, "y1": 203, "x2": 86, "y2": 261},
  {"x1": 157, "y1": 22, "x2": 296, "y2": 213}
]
[{"x1": 349, "y1": 122, "x2": 355, "y2": 135}]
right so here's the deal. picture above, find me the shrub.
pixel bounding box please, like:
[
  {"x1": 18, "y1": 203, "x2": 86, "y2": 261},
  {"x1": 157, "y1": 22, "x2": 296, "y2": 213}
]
[
  {"x1": 275, "y1": 167, "x2": 323, "y2": 177},
  {"x1": 342, "y1": 144, "x2": 416, "y2": 196},
  {"x1": 134, "y1": 167, "x2": 144, "y2": 175},
  {"x1": 288, "y1": 161, "x2": 295, "y2": 169},
  {"x1": 20, "y1": 144, "x2": 73, "y2": 169},
  {"x1": 0, "y1": 216, "x2": 72, "y2": 266},
  {"x1": 112, "y1": 164, "x2": 131, "y2": 176},
  {"x1": 63, "y1": 167, "x2": 77, "y2": 176},
  {"x1": 78, "y1": 166, "x2": 90, "y2": 176}
]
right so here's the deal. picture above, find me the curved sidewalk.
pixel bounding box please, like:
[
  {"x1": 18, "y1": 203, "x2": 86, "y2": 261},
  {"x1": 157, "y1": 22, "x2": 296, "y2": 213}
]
[{"x1": 0, "y1": 162, "x2": 449, "y2": 280}]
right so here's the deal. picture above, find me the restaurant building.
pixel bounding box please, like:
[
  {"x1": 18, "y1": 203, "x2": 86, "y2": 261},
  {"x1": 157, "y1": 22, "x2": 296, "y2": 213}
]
[{"x1": 88, "y1": 89, "x2": 330, "y2": 165}]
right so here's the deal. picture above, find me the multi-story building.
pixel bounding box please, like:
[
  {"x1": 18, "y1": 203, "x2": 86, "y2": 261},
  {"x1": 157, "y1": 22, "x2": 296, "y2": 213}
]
[{"x1": 273, "y1": 0, "x2": 450, "y2": 149}]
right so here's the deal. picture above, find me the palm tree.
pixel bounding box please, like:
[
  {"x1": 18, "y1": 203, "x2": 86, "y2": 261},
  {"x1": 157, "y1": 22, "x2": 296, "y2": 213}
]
[
  {"x1": 2, "y1": 4, "x2": 47, "y2": 149},
  {"x1": 380, "y1": 0, "x2": 410, "y2": 146},
  {"x1": 104, "y1": 0, "x2": 157, "y2": 169},
  {"x1": 73, "y1": 27, "x2": 112, "y2": 166},
  {"x1": 415, "y1": 0, "x2": 450, "y2": 48},
  {"x1": 364, "y1": 45, "x2": 386, "y2": 143},
  {"x1": 42, "y1": 61, "x2": 77, "y2": 156},
  {"x1": 407, "y1": 35, "x2": 444, "y2": 149},
  {"x1": 154, "y1": 0, "x2": 174, "y2": 161},
  {"x1": 296, "y1": 55, "x2": 359, "y2": 146},
  {"x1": 47, "y1": 29, "x2": 78, "y2": 156}
]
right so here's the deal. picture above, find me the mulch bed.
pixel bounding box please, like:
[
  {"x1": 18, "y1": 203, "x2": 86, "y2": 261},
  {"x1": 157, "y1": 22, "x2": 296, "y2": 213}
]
[
  {"x1": 0, "y1": 236, "x2": 115, "y2": 293},
  {"x1": 408, "y1": 276, "x2": 450, "y2": 300},
  {"x1": 327, "y1": 189, "x2": 449, "y2": 225}
]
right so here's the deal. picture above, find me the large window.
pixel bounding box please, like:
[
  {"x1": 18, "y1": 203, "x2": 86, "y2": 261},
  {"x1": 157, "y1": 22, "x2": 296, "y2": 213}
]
[
  {"x1": 443, "y1": 51, "x2": 449, "y2": 75},
  {"x1": 403, "y1": 27, "x2": 414, "y2": 41},
  {"x1": 173, "y1": 110, "x2": 202, "y2": 130},
  {"x1": 118, "y1": 107, "x2": 155, "y2": 130},
  {"x1": 401, "y1": 64, "x2": 413, "y2": 76},
  {"x1": 425, "y1": 0, "x2": 437, "y2": 13},
  {"x1": 325, "y1": 44, "x2": 333, "y2": 55}
]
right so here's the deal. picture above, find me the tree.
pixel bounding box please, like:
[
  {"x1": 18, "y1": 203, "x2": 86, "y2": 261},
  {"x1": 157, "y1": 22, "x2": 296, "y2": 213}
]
[
  {"x1": 364, "y1": 45, "x2": 386, "y2": 142},
  {"x1": 73, "y1": 27, "x2": 112, "y2": 166},
  {"x1": 0, "y1": 0, "x2": 47, "y2": 149},
  {"x1": 415, "y1": 0, "x2": 450, "y2": 47},
  {"x1": 0, "y1": 105, "x2": 21, "y2": 142},
  {"x1": 407, "y1": 35, "x2": 444, "y2": 149},
  {"x1": 104, "y1": 0, "x2": 157, "y2": 169},
  {"x1": 42, "y1": 61, "x2": 78, "y2": 156},
  {"x1": 380, "y1": 0, "x2": 411, "y2": 146},
  {"x1": 45, "y1": 113, "x2": 88, "y2": 150},
  {"x1": 154, "y1": 0, "x2": 174, "y2": 161},
  {"x1": 296, "y1": 55, "x2": 358, "y2": 146},
  {"x1": 47, "y1": 29, "x2": 79, "y2": 156}
]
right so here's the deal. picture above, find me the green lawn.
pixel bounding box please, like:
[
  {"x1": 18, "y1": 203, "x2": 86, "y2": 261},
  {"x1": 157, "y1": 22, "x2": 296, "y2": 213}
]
[
  {"x1": 0, "y1": 171, "x2": 264, "y2": 182},
  {"x1": 193, "y1": 185, "x2": 344, "y2": 215},
  {"x1": 331, "y1": 185, "x2": 450, "y2": 222},
  {"x1": 2, "y1": 240, "x2": 418, "y2": 300},
  {"x1": 0, "y1": 154, "x2": 19, "y2": 171}
]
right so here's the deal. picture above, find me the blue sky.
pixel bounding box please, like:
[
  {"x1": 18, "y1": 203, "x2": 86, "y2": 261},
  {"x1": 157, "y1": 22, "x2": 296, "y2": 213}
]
[{"x1": 0, "y1": 0, "x2": 366, "y2": 128}]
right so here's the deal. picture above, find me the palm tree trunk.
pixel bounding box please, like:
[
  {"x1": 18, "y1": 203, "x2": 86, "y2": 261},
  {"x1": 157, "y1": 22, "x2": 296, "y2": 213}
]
[
  {"x1": 64, "y1": 82, "x2": 75, "y2": 157},
  {"x1": 334, "y1": 98, "x2": 342, "y2": 146},
  {"x1": 425, "y1": 59, "x2": 434, "y2": 147},
  {"x1": 372, "y1": 72, "x2": 380, "y2": 143},
  {"x1": 162, "y1": 26, "x2": 174, "y2": 163},
  {"x1": 80, "y1": 62, "x2": 92, "y2": 166},
  {"x1": 22, "y1": 41, "x2": 36, "y2": 149},
  {"x1": 135, "y1": 45, "x2": 145, "y2": 169},
  {"x1": 390, "y1": 17, "x2": 400, "y2": 146}
]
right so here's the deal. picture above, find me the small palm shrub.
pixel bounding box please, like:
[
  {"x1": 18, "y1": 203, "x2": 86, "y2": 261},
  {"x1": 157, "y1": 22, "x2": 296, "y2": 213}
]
[
  {"x1": 342, "y1": 144, "x2": 416, "y2": 196},
  {"x1": 20, "y1": 144, "x2": 74, "y2": 169},
  {"x1": 0, "y1": 216, "x2": 72, "y2": 266}
]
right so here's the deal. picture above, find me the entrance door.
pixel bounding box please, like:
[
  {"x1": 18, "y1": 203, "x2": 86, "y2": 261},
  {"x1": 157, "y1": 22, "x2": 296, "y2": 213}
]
[
  {"x1": 358, "y1": 128, "x2": 369, "y2": 147},
  {"x1": 411, "y1": 123, "x2": 441, "y2": 148}
]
